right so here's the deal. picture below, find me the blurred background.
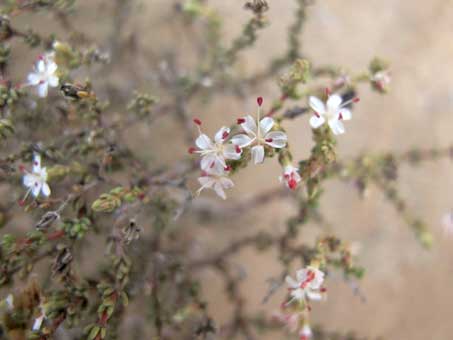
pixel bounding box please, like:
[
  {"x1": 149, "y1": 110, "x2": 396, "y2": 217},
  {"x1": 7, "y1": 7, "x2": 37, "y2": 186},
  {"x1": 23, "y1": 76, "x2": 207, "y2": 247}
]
[{"x1": 10, "y1": 1, "x2": 453, "y2": 339}]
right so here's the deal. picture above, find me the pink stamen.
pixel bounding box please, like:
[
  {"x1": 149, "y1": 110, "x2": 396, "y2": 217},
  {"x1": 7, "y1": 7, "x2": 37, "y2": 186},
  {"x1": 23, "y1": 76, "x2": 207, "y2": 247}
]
[
  {"x1": 338, "y1": 112, "x2": 343, "y2": 120},
  {"x1": 235, "y1": 145, "x2": 241, "y2": 154},
  {"x1": 325, "y1": 87, "x2": 331, "y2": 97},
  {"x1": 193, "y1": 118, "x2": 202, "y2": 126},
  {"x1": 222, "y1": 131, "x2": 229, "y2": 139},
  {"x1": 314, "y1": 111, "x2": 320, "y2": 118},
  {"x1": 353, "y1": 97, "x2": 360, "y2": 103},
  {"x1": 224, "y1": 165, "x2": 232, "y2": 171},
  {"x1": 237, "y1": 118, "x2": 246, "y2": 124},
  {"x1": 265, "y1": 138, "x2": 273, "y2": 143},
  {"x1": 188, "y1": 147, "x2": 197, "y2": 154}
]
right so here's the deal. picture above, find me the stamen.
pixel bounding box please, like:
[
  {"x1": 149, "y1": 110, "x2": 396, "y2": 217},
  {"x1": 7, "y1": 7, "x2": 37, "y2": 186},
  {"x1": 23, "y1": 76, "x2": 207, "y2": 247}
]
[
  {"x1": 193, "y1": 118, "x2": 202, "y2": 126},
  {"x1": 353, "y1": 97, "x2": 360, "y2": 103},
  {"x1": 314, "y1": 111, "x2": 320, "y2": 118},
  {"x1": 235, "y1": 145, "x2": 241, "y2": 154},
  {"x1": 265, "y1": 138, "x2": 273, "y2": 143},
  {"x1": 222, "y1": 131, "x2": 229, "y2": 140},
  {"x1": 338, "y1": 112, "x2": 343, "y2": 120},
  {"x1": 210, "y1": 162, "x2": 215, "y2": 169},
  {"x1": 224, "y1": 165, "x2": 232, "y2": 171},
  {"x1": 237, "y1": 118, "x2": 246, "y2": 124},
  {"x1": 320, "y1": 287, "x2": 327, "y2": 293},
  {"x1": 257, "y1": 96, "x2": 263, "y2": 107},
  {"x1": 188, "y1": 147, "x2": 197, "y2": 154},
  {"x1": 18, "y1": 164, "x2": 25, "y2": 172},
  {"x1": 325, "y1": 87, "x2": 331, "y2": 97}
]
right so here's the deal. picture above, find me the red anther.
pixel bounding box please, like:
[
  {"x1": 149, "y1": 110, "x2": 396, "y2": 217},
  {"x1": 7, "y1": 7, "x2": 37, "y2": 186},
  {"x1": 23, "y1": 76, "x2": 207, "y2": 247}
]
[
  {"x1": 210, "y1": 162, "x2": 215, "y2": 169},
  {"x1": 235, "y1": 145, "x2": 241, "y2": 154},
  {"x1": 222, "y1": 131, "x2": 229, "y2": 139},
  {"x1": 18, "y1": 164, "x2": 25, "y2": 172},
  {"x1": 353, "y1": 97, "x2": 360, "y2": 103},
  {"x1": 188, "y1": 147, "x2": 197, "y2": 154},
  {"x1": 265, "y1": 138, "x2": 273, "y2": 143},
  {"x1": 39, "y1": 80, "x2": 45, "y2": 85},
  {"x1": 314, "y1": 111, "x2": 320, "y2": 118},
  {"x1": 257, "y1": 96, "x2": 263, "y2": 107},
  {"x1": 325, "y1": 87, "x2": 331, "y2": 96},
  {"x1": 38, "y1": 54, "x2": 44, "y2": 61},
  {"x1": 18, "y1": 199, "x2": 25, "y2": 207},
  {"x1": 224, "y1": 165, "x2": 232, "y2": 171},
  {"x1": 320, "y1": 287, "x2": 327, "y2": 293},
  {"x1": 300, "y1": 335, "x2": 309, "y2": 340},
  {"x1": 288, "y1": 178, "x2": 298, "y2": 190},
  {"x1": 138, "y1": 193, "x2": 145, "y2": 201},
  {"x1": 193, "y1": 118, "x2": 202, "y2": 126},
  {"x1": 201, "y1": 170, "x2": 208, "y2": 177},
  {"x1": 338, "y1": 112, "x2": 343, "y2": 120},
  {"x1": 237, "y1": 118, "x2": 246, "y2": 124}
]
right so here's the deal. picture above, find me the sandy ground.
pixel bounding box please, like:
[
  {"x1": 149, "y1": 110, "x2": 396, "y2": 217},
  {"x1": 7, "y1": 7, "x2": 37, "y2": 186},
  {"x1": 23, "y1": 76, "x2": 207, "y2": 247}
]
[{"x1": 11, "y1": 1, "x2": 453, "y2": 339}]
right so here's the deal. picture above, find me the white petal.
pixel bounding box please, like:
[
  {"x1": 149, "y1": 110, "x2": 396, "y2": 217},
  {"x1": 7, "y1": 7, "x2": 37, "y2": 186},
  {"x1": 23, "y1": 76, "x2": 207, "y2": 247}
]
[
  {"x1": 214, "y1": 126, "x2": 230, "y2": 143},
  {"x1": 37, "y1": 83, "x2": 48, "y2": 98},
  {"x1": 33, "y1": 154, "x2": 41, "y2": 173},
  {"x1": 219, "y1": 176, "x2": 234, "y2": 189},
  {"x1": 37, "y1": 60, "x2": 45, "y2": 73},
  {"x1": 338, "y1": 108, "x2": 352, "y2": 120},
  {"x1": 251, "y1": 145, "x2": 265, "y2": 164},
  {"x1": 48, "y1": 76, "x2": 59, "y2": 87},
  {"x1": 231, "y1": 134, "x2": 254, "y2": 147},
  {"x1": 306, "y1": 291, "x2": 322, "y2": 301},
  {"x1": 264, "y1": 131, "x2": 287, "y2": 148},
  {"x1": 47, "y1": 61, "x2": 57, "y2": 75},
  {"x1": 32, "y1": 315, "x2": 45, "y2": 331},
  {"x1": 27, "y1": 73, "x2": 41, "y2": 86},
  {"x1": 309, "y1": 96, "x2": 326, "y2": 115},
  {"x1": 195, "y1": 134, "x2": 213, "y2": 150},
  {"x1": 327, "y1": 94, "x2": 342, "y2": 111},
  {"x1": 259, "y1": 117, "x2": 274, "y2": 135},
  {"x1": 198, "y1": 176, "x2": 215, "y2": 189},
  {"x1": 23, "y1": 174, "x2": 35, "y2": 187},
  {"x1": 309, "y1": 115, "x2": 326, "y2": 129},
  {"x1": 32, "y1": 183, "x2": 42, "y2": 197},
  {"x1": 223, "y1": 144, "x2": 241, "y2": 160},
  {"x1": 328, "y1": 119, "x2": 345, "y2": 135},
  {"x1": 200, "y1": 154, "x2": 217, "y2": 171},
  {"x1": 41, "y1": 183, "x2": 51, "y2": 197},
  {"x1": 213, "y1": 183, "x2": 227, "y2": 200},
  {"x1": 241, "y1": 115, "x2": 257, "y2": 135}
]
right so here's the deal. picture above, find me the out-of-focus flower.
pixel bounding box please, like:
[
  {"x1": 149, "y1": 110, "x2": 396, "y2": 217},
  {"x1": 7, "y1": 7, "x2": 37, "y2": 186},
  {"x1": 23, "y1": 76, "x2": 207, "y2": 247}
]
[
  {"x1": 190, "y1": 119, "x2": 242, "y2": 172},
  {"x1": 285, "y1": 266, "x2": 326, "y2": 305},
  {"x1": 308, "y1": 92, "x2": 359, "y2": 135},
  {"x1": 32, "y1": 302, "x2": 47, "y2": 331},
  {"x1": 22, "y1": 153, "x2": 51, "y2": 200},
  {"x1": 232, "y1": 97, "x2": 287, "y2": 164},
  {"x1": 371, "y1": 70, "x2": 391, "y2": 92},
  {"x1": 279, "y1": 164, "x2": 301, "y2": 190},
  {"x1": 197, "y1": 167, "x2": 234, "y2": 200},
  {"x1": 442, "y1": 211, "x2": 453, "y2": 236},
  {"x1": 27, "y1": 53, "x2": 59, "y2": 98},
  {"x1": 271, "y1": 310, "x2": 302, "y2": 333},
  {"x1": 299, "y1": 324, "x2": 312, "y2": 340}
]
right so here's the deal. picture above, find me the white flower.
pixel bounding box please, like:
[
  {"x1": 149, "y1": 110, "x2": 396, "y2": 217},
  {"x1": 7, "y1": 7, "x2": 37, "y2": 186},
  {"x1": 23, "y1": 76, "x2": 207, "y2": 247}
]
[
  {"x1": 308, "y1": 93, "x2": 358, "y2": 135},
  {"x1": 197, "y1": 167, "x2": 234, "y2": 200},
  {"x1": 32, "y1": 302, "x2": 47, "y2": 331},
  {"x1": 191, "y1": 120, "x2": 242, "y2": 172},
  {"x1": 285, "y1": 266, "x2": 325, "y2": 305},
  {"x1": 232, "y1": 99, "x2": 287, "y2": 164},
  {"x1": 27, "y1": 53, "x2": 59, "y2": 98},
  {"x1": 279, "y1": 164, "x2": 301, "y2": 190},
  {"x1": 299, "y1": 324, "x2": 313, "y2": 340},
  {"x1": 4, "y1": 294, "x2": 14, "y2": 310},
  {"x1": 442, "y1": 211, "x2": 453, "y2": 236},
  {"x1": 22, "y1": 153, "x2": 51, "y2": 200}
]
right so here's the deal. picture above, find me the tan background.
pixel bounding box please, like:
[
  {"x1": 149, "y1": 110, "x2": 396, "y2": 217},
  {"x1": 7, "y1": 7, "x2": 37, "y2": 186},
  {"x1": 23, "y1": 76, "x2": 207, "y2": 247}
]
[{"x1": 13, "y1": 1, "x2": 453, "y2": 339}]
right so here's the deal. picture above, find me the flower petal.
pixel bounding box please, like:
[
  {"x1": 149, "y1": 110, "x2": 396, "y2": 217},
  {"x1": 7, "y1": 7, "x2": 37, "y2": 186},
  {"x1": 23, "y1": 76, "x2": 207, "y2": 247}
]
[
  {"x1": 195, "y1": 134, "x2": 213, "y2": 150},
  {"x1": 37, "y1": 83, "x2": 48, "y2": 98},
  {"x1": 309, "y1": 96, "x2": 326, "y2": 115},
  {"x1": 200, "y1": 154, "x2": 217, "y2": 171},
  {"x1": 32, "y1": 183, "x2": 42, "y2": 197},
  {"x1": 264, "y1": 131, "x2": 287, "y2": 148},
  {"x1": 309, "y1": 115, "x2": 326, "y2": 129},
  {"x1": 231, "y1": 134, "x2": 254, "y2": 147},
  {"x1": 240, "y1": 115, "x2": 257, "y2": 135},
  {"x1": 327, "y1": 94, "x2": 342, "y2": 111},
  {"x1": 306, "y1": 291, "x2": 322, "y2": 301},
  {"x1": 32, "y1": 315, "x2": 45, "y2": 331},
  {"x1": 338, "y1": 108, "x2": 352, "y2": 120},
  {"x1": 23, "y1": 174, "x2": 35, "y2": 187},
  {"x1": 48, "y1": 76, "x2": 59, "y2": 88},
  {"x1": 32, "y1": 154, "x2": 41, "y2": 173},
  {"x1": 213, "y1": 183, "x2": 227, "y2": 200},
  {"x1": 214, "y1": 126, "x2": 230, "y2": 143},
  {"x1": 37, "y1": 60, "x2": 45, "y2": 73},
  {"x1": 285, "y1": 275, "x2": 299, "y2": 289},
  {"x1": 27, "y1": 73, "x2": 40, "y2": 86},
  {"x1": 251, "y1": 145, "x2": 265, "y2": 164},
  {"x1": 47, "y1": 61, "x2": 57, "y2": 75},
  {"x1": 259, "y1": 117, "x2": 274, "y2": 135},
  {"x1": 219, "y1": 176, "x2": 234, "y2": 190},
  {"x1": 41, "y1": 183, "x2": 51, "y2": 197},
  {"x1": 223, "y1": 144, "x2": 241, "y2": 160},
  {"x1": 328, "y1": 119, "x2": 345, "y2": 135}
]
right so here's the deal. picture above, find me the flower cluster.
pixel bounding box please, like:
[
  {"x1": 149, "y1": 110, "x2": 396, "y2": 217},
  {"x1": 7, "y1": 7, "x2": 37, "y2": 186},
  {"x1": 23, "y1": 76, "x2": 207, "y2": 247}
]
[
  {"x1": 191, "y1": 97, "x2": 288, "y2": 199},
  {"x1": 27, "y1": 52, "x2": 59, "y2": 98},
  {"x1": 285, "y1": 266, "x2": 326, "y2": 308}
]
